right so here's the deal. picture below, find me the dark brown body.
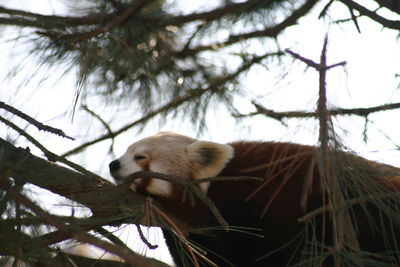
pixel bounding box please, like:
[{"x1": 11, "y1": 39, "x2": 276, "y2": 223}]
[{"x1": 159, "y1": 142, "x2": 400, "y2": 266}]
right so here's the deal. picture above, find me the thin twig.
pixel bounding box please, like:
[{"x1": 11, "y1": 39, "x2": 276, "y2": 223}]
[
  {"x1": 82, "y1": 105, "x2": 116, "y2": 155},
  {"x1": 346, "y1": 5, "x2": 361, "y2": 33},
  {"x1": 135, "y1": 224, "x2": 159, "y2": 249},
  {"x1": 0, "y1": 115, "x2": 101, "y2": 179},
  {"x1": 82, "y1": 105, "x2": 113, "y2": 136},
  {"x1": 0, "y1": 101, "x2": 74, "y2": 140},
  {"x1": 235, "y1": 99, "x2": 400, "y2": 122}
]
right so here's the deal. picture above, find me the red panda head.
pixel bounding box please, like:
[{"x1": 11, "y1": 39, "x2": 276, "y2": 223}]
[{"x1": 109, "y1": 132, "x2": 234, "y2": 197}]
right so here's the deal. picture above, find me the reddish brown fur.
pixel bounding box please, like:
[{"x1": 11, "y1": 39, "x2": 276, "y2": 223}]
[{"x1": 158, "y1": 141, "x2": 400, "y2": 266}]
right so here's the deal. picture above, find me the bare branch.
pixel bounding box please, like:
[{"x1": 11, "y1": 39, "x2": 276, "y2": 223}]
[
  {"x1": 0, "y1": 101, "x2": 74, "y2": 140},
  {"x1": 339, "y1": 0, "x2": 400, "y2": 30},
  {"x1": 285, "y1": 48, "x2": 321, "y2": 69},
  {"x1": 235, "y1": 101, "x2": 400, "y2": 122},
  {"x1": 346, "y1": 4, "x2": 362, "y2": 33},
  {"x1": 285, "y1": 48, "x2": 346, "y2": 71}
]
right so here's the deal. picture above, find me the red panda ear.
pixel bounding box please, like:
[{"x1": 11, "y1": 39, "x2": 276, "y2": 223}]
[{"x1": 187, "y1": 141, "x2": 234, "y2": 192}]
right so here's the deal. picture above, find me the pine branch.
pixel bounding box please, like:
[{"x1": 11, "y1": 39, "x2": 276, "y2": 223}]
[
  {"x1": 173, "y1": 0, "x2": 318, "y2": 58},
  {"x1": 62, "y1": 52, "x2": 271, "y2": 157},
  {"x1": 0, "y1": 5, "x2": 116, "y2": 26},
  {"x1": 297, "y1": 192, "x2": 399, "y2": 223},
  {"x1": 124, "y1": 171, "x2": 229, "y2": 229},
  {"x1": 37, "y1": 0, "x2": 155, "y2": 44},
  {"x1": 0, "y1": 17, "x2": 51, "y2": 28},
  {"x1": 29, "y1": 217, "x2": 124, "y2": 247},
  {"x1": 0, "y1": 0, "x2": 264, "y2": 29},
  {"x1": 62, "y1": 88, "x2": 212, "y2": 157},
  {"x1": 289, "y1": 35, "x2": 361, "y2": 265},
  {"x1": 135, "y1": 0, "x2": 266, "y2": 25},
  {"x1": 0, "y1": 222, "x2": 131, "y2": 266},
  {"x1": 59, "y1": 254, "x2": 132, "y2": 267},
  {"x1": 0, "y1": 175, "x2": 169, "y2": 267}
]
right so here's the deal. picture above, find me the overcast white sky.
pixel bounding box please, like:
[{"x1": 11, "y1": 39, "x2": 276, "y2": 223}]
[{"x1": 1, "y1": 0, "x2": 400, "y2": 264}]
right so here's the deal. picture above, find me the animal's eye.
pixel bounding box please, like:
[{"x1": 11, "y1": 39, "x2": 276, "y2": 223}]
[{"x1": 134, "y1": 155, "x2": 146, "y2": 161}]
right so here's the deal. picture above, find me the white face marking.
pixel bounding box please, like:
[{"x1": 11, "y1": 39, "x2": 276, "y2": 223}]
[
  {"x1": 113, "y1": 133, "x2": 195, "y2": 197},
  {"x1": 116, "y1": 144, "x2": 148, "y2": 178},
  {"x1": 111, "y1": 132, "x2": 233, "y2": 197},
  {"x1": 146, "y1": 179, "x2": 174, "y2": 196}
]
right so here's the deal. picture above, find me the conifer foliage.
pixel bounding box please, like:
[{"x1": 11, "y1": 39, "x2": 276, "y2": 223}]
[{"x1": 0, "y1": 0, "x2": 400, "y2": 266}]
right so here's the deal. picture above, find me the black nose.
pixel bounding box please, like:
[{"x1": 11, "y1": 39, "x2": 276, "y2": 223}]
[{"x1": 109, "y1": 160, "x2": 121, "y2": 173}]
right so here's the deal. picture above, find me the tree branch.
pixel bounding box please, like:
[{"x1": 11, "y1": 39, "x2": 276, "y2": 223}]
[
  {"x1": 0, "y1": 175, "x2": 169, "y2": 267},
  {"x1": 172, "y1": 0, "x2": 318, "y2": 58},
  {"x1": 135, "y1": 0, "x2": 266, "y2": 25},
  {"x1": 374, "y1": 0, "x2": 400, "y2": 15},
  {"x1": 0, "y1": 116, "x2": 99, "y2": 179},
  {"x1": 0, "y1": 137, "x2": 129, "y2": 215},
  {"x1": 0, "y1": 136, "x2": 193, "y2": 232},
  {"x1": 235, "y1": 101, "x2": 400, "y2": 122},
  {"x1": 0, "y1": 0, "x2": 263, "y2": 29},
  {"x1": 62, "y1": 88, "x2": 214, "y2": 157},
  {"x1": 339, "y1": 0, "x2": 400, "y2": 30},
  {"x1": 0, "y1": 101, "x2": 74, "y2": 140},
  {"x1": 37, "y1": 0, "x2": 155, "y2": 44},
  {"x1": 0, "y1": 5, "x2": 116, "y2": 27}
]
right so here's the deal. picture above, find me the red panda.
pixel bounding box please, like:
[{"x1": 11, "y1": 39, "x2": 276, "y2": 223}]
[{"x1": 109, "y1": 132, "x2": 400, "y2": 266}]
